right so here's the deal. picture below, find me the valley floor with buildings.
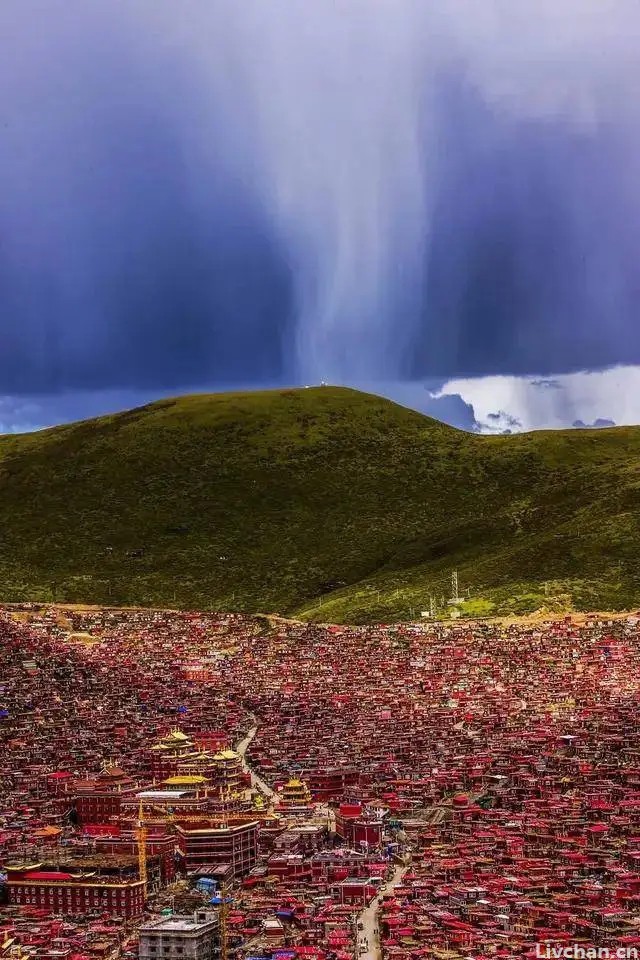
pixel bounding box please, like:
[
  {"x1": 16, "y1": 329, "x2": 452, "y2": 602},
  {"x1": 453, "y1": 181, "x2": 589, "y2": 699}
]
[{"x1": 2, "y1": 605, "x2": 640, "y2": 960}]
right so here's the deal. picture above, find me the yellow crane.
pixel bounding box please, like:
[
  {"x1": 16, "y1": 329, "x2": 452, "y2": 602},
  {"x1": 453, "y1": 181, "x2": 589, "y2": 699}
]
[
  {"x1": 135, "y1": 802, "x2": 178, "y2": 897},
  {"x1": 219, "y1": 883, "x2": 229, "y2": 960},
  {"x1": 214, "y1": 787, "x2": 232, "y2": 960},
  {"x1": 210, "y1": 880, "x2": 232, "y2": 960},
  {"x1": 135, "y1": 795, "x2": 235, "y2": 957},
  {"x1": 136, "y1": 799, "x2": 148, "y2": 897}
]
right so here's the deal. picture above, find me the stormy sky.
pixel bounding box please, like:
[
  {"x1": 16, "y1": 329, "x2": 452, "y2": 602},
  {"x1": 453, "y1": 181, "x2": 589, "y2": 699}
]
[{"x1": 1, "y1": 1, "x2": 639, "y2": 431}]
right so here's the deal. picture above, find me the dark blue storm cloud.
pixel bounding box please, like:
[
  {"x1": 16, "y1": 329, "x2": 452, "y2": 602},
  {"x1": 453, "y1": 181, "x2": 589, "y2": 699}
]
[
  {"x1": 0, "y1": 2, "x2": 295, "y2": 394},
  {"x1": 1, "y1": 1, "x2": 640, "y2": 399},
  {"x1": 414, "y1": 75, "x2": 640, "y2": 378}
]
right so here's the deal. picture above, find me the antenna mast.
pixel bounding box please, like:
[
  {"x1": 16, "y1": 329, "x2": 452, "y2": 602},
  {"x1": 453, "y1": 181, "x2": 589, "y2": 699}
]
[{"x1": 449, "y1": 570, "x2": 462, "y2": 605}]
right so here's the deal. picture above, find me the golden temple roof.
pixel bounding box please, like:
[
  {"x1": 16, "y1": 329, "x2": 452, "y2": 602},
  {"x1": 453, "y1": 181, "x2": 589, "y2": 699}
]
[
  {"x1": 164, "y1": 775, "x2": 209, "y2": 785},
  {"x1": 166, "y1": 730, "x2": 190, "y2": 742},
  {"x1": 151, "y1": 729, "x2": 194, "y2": 751},
  {"x1": 213, "y1": 748, "x2": 240, "y2": 762}
]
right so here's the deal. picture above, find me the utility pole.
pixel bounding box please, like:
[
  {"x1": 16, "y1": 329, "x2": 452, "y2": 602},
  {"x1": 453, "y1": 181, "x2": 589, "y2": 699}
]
[
  {"x1": 429, "y1": 595, "x2": 435, "y2": 619},
  {"x1": 351, "y1": 910, "x2": 359, "y2": 960}
]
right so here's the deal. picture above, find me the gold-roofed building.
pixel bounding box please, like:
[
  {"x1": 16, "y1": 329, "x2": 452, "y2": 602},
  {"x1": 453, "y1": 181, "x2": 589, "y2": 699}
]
[
  {"x1": 212, "y1": 748, "x2": 243, "y2": 794},
  {"x1": 164, "y1": 775, "x2": 210, "y2": 790},
  {"x1": 280, "y1": 777, "x2": 312, "y2": 808},
  {"x1": 150, "y1": 730, "x2": 196, "y2": 779}
]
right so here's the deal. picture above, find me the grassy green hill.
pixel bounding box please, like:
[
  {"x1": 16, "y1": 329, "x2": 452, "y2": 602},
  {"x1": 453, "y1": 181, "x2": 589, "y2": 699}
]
[{"x1": 1, "y1": 386, "x2": 639, "y2": 622}]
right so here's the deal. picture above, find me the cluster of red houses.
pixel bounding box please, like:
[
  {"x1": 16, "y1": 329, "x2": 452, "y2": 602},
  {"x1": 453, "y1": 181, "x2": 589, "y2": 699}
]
[{"x1": 3, "y1": 605, "x2": 640, "y2": 959}]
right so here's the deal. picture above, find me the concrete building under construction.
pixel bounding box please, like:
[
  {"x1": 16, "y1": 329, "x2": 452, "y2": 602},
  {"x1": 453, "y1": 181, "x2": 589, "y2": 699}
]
[{"x1": 139, "y1": 910, "x2": 220, "y2": 960}]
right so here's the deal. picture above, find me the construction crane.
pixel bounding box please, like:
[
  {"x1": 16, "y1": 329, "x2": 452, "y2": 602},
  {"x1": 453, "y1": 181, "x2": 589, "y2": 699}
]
[
  {"x1": 133, "y1": 784, "x2": 256, "y2": 944},
  {"x1": 210, "y1": 881, "x2": 233, "y2": 960},
  {"x1": 133, "y1": 789, "x2": 241, "y2": 904},
  {"x1": 136, "y1": 799, "x2": 148, "y2": 898}
]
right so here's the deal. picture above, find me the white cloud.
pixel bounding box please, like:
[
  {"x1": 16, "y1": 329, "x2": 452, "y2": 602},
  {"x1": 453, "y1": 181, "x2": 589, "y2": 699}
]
[
  {"x1": 434, "y1": 364, "x2": 640, "y2": 432},
  {"x1": 0, "y1": 368, "x2": 636, "y2": 437}
]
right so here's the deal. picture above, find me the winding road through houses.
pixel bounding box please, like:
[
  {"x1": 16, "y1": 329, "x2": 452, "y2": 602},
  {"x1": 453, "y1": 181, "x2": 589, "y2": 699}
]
[
  {"x1": 235, "y1": 723, "x2": 279, "y2": 801},
  {"x1": 235, "y1": 720, "x2": 408, "y2": 960},
  {"x1": 357, "y1": 863, "x2": 409, "y2": 960}
]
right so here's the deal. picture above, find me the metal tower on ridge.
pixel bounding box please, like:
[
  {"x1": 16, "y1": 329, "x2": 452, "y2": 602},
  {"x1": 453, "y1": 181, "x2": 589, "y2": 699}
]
[{"x1": 449, "y1": 570, "x2": 462, "y2": 605}]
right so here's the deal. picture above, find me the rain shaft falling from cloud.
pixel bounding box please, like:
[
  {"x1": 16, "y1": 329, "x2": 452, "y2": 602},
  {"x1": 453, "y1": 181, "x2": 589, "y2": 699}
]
[
  {"x1": 139, "y1": 0, "x2": 640, "y2": 381},
  {"x1": 1, "y1": 1, "x2": 640, "y2": 395}
]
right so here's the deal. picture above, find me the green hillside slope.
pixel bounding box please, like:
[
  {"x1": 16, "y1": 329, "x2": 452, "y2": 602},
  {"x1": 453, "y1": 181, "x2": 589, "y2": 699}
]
[{"x1": 1, "y1": 386, "x2": 639, "y2": 621}]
